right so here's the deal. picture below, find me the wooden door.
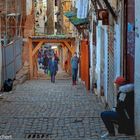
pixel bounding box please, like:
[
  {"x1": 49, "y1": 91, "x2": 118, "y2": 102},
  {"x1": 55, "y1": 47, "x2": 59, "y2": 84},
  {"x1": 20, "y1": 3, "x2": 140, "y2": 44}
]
[{"x1": 80, "y1": 39, "x2": 90, "y2": 90}]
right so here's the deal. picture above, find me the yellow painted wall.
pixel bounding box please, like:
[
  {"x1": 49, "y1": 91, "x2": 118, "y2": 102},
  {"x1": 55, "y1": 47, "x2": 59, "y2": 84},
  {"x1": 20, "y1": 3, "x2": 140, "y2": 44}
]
[{"x1": 62, "y1": 0, "x2": 73, "y2": 34}]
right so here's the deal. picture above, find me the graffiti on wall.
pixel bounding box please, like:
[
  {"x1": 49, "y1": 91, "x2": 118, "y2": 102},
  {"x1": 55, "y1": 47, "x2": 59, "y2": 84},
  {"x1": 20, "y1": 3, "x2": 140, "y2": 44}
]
[
  {"x1": 135, "y1": 19, "x2": 140, "y2": 38},
  {"x1": 127, "y1": 23, "x2": 135, "y2": 58}
]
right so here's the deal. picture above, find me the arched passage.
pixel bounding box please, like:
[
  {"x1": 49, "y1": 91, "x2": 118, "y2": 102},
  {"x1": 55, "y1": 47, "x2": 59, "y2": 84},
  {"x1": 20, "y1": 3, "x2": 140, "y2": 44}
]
[{"x1": 28, "y1": 35, "x2": 76, "y2": 79}]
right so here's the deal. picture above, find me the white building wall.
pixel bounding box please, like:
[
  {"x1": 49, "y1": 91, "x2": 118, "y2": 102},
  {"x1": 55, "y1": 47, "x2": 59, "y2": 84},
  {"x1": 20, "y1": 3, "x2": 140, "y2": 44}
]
[
  {"x1": 89, "y1": 12, "x2": 93, "y2": 90},
  {"x1": 0, "y1": 48, "x2": 1, "y2": 89},
  {"x1": 96, "y1": 23, "x2": 108, "y2": 99},
  {"x1": 96, "y1": 23, "x2": 101, "y2": 95},
  {"x1": 76, "y1": 36, "x2": 80, "y2": 82},
  {"x1": 103, "y1": 26, "x2": 108, "y2": 101},
  {"x1": 135, "y1": 0, "x2": 140, "y2": 137},
  {"x1": 114, "y1": 24, "x2": 121, "y2": 78},
  {"x1": 76, "y1": 0, "x2": 89, "y2": 19},
  {"x1": 0, "y1": 16, "x2": 2, "y2": 89}
]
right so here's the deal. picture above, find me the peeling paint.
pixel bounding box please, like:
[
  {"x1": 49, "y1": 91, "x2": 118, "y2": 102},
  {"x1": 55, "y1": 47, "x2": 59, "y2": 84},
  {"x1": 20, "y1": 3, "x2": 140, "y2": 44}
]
[
  {"x1": 127, "y1": 23, "x2": 135, "y2": 58},
  {"x1": 128, "y1": 23, "x2": 134, "y2": 32},
  {"x1": 135, "y1": 27, "x2": 139, "y2": 38}
]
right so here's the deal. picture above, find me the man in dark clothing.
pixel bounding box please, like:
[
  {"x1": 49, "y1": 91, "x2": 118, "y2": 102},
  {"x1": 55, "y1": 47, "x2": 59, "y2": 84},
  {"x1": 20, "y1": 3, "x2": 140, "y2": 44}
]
[
  {"x1": 43, "y1": 53, "x2": 49, "y2": 74},
  {"x1": 101, "y1": 76, "x2": 134, "y2": 138},
  {"x1": 115, "y1": 84, "x2": 134, "y2": 135},
  {"x1": 48, "y1": 55, "x2": 58, "y2": 83},
  {"x1": 54, "y1": 53, "x2": 59, "y2": 64}
]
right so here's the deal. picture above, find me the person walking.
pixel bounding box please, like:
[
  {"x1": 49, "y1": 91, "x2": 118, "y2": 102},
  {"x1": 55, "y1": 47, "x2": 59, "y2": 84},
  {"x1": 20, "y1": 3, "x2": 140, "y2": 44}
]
[
  {"x1": 54, "y1": 53, "x2": 59, "y2": 64},
  {"x1": 48, "y1": 55, "x2": 58, "y2": 83},
  {"x1": 101, "y1": 76, "x2": 134, "y2": 138},
  {"x1": 71, "y1": 52, "x2": 79, "y2": 85},
  {"x1": 43, "y1": 51, "x2": 49, "y2": 74}
]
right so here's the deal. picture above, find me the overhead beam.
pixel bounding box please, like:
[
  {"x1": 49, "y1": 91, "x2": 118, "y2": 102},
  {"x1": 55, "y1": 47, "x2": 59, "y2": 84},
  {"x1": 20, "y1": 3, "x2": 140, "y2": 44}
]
[{"x1": 31, "y1": 39, "x2": 75, "y2": 43}]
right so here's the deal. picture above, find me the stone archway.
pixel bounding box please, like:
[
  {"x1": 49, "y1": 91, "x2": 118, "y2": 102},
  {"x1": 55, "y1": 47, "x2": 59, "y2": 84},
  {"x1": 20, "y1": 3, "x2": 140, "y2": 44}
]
[{"x1": 28, "y1": 35, "x2": 76, "y2": 79}]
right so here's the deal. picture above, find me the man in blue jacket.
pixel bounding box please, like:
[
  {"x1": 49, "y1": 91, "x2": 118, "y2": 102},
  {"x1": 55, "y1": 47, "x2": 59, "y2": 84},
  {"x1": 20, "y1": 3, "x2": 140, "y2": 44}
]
[
  {"x1": 48, "y1": 55, "x2": 58, "y2": 83},
  {"x1": 71, "y1": 52, "x2": 79, "y2": 85}
]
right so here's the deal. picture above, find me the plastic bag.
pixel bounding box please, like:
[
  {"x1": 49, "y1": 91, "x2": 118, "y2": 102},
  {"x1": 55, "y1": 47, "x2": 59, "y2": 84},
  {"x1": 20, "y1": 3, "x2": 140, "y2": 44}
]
[
  {"x1": 47, "y1": 70, "x2": 51, "y2": 76},
  {"x1": 3, "y1": 79, "x2": 13, "y2": 92}
]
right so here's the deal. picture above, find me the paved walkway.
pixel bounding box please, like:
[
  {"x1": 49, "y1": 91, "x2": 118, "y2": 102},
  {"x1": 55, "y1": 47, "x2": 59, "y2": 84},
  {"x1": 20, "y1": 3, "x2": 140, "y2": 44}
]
[
  {"x1": 38, "y1": 65, "x2": 71, "y2": 80},
  {"x1": 0, "y1": 80, "x2": 136, "y2": 140}
]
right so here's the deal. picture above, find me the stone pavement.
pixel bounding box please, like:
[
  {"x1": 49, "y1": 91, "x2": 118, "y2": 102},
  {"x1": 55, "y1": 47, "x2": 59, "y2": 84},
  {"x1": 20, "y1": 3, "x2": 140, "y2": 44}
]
[
  {"x1": 38, "y1": 65, "x2": 71, "y2": 80},
  {"x1": 0, "y1": 80, "x2": 136, "y2": 140}
]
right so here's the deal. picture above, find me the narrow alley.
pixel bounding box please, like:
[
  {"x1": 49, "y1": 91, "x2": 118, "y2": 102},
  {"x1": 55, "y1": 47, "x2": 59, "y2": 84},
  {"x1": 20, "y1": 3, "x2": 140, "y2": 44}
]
[
  {"x1": 0, "y1": 79, "x2": 136, "y2": 140},
  {"x1": 0, "y1": 0, "x2": 140, "y2": 139}
]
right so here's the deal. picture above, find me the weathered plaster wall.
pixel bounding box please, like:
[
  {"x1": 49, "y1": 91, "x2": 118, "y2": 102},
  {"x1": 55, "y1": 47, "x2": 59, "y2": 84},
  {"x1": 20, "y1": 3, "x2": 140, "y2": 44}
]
[{"x1": 135, "y1": 0, "x2": 140, "y2": 137}]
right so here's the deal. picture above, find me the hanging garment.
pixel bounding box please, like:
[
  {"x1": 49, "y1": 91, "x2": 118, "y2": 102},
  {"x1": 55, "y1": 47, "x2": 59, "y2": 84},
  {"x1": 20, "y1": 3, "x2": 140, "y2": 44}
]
[
  {"x1": 76, "y1": 0, "x2": 89, "y2": 19},
  {"x1": 76, "y1": 0, "x2": 79, "y2": 9}
]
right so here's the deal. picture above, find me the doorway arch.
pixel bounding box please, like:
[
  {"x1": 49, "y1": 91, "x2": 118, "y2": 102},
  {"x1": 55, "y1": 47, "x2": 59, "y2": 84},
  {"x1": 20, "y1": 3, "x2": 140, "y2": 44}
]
[{"x1": 28, "y1": 35, "x2": 76, "y2": 79}]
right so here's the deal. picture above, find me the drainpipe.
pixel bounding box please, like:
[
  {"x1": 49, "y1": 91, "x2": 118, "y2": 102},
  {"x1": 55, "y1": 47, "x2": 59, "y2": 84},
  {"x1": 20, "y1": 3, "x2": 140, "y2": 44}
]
[
  {"x1": 0, "y1": 13, "x2": 2, "y2": 90},
  {"x1": 135, "y1": 0, "x2": 140, "y2": 138},
  {"x1": 123, "y1": 0, "x2": 127, "y2": 79}
]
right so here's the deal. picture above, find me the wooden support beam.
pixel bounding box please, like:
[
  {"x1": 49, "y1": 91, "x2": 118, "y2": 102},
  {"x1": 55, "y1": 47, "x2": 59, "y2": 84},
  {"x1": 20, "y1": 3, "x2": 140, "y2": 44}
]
[
  {"x1": 63, "y1": 41, "x2": 75, "y2": 54},
  {"x1": 63, "y1": 41, "x2": 72, "y2": 52},
  {"x1": 33, "y1": 53, "x2": 38, "y2": 79},
  {"x1": 27, "y1": 36, "x2": 76, "y2": 79},
  {"x1": 62, "y1": 46, "x2": 68, "y2": 70},
  {"x1": 28, "y1": 38, "x2": 33, "y2": 79},
  {"x1": 61, "y1": 43, "x2": 65, "y2": 48},
  {"x1": 32, "y1": 40, "x2": 44, "y2": 56},
  {"x1": 71, "y1": 40, "x2": 76, "y2": 53},
  {"x1": 31, "y1": 39, "x2": 75, "y2": 43}
]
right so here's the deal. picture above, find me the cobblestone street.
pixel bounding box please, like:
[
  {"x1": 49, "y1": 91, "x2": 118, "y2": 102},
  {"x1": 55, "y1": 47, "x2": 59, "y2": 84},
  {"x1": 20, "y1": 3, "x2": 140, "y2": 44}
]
[{"x1": 0, "y1": 80, "x2": 136, "y2": 140}]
